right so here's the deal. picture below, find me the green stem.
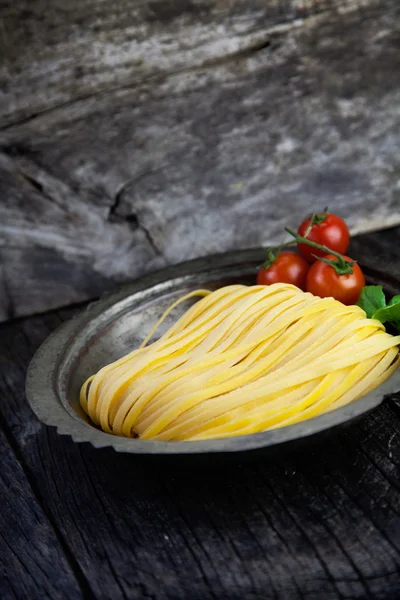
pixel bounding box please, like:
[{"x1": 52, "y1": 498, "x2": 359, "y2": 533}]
[
  {"x1": 260, "y1": 239, "x2": 295, "y2": 269},
  {"x1": 285, "y1": 228, "x2": 354, "y2": 275},
  {"x1": 303, "y1": 206, "x2": 329, "y2": 237}
]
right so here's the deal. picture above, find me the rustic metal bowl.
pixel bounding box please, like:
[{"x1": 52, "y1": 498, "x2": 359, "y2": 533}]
[{"x1": 26, "y1": 249, "x2": 400, "y2": 456}]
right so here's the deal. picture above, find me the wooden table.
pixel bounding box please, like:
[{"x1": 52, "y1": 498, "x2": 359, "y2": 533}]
[
  {"x1": 1, "y1": 227, "x2": 400, "y2": 600},
  {"x1": 2, "y1": 0, "x2": 400, "y2": 596}
]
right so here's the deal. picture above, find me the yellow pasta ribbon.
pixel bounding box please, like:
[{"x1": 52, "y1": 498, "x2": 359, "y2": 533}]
[{"x1": 80, "y1": 283, "x2": 400, "y2": 441}]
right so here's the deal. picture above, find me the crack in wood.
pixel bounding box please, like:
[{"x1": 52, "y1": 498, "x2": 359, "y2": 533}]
[
  {"x1": 108, "y1": 179, "x2": 164, "y2": 257},
  {"x1": 17, "y1": 170, "x2": 65, "y2": 208},
  {"x1": 129, "y1": 214, "x2": 164, "y2": 258}
]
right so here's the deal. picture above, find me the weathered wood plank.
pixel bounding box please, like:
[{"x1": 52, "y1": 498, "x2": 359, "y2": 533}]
[
  {"x1": 0, "y1": 422, "x2": 84, "y2": 599},
  {"x1": 1, "y1": 0, "x2": 400, "y2": 321},
  {"x1": 0, "y1": 0, "x2": 366, "y2": 126},
  {"x1": 0, "y1": 227, "x2": 400, "y2": 599}
]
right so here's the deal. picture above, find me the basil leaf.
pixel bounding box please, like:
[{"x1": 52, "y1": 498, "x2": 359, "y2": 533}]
[
  {"x1": 372, "y1": 302, "x2": 400, "y2": 324},
  {"x1": 356, "y1": 285, "x2": 386, "y2": 318},
  {"x1": 386, "y1": 296, "x2": 400, "y2": 331}
]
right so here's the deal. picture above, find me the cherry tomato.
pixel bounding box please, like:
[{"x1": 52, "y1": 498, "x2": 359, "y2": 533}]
[
  {"x1": 257, "y1": 252, "x2": 309, "y2": 291},
  {"x1": 297, "y1": 212, "x2": 350, "y2": 263},
  {"x1": 306, "y1": 254, "x2": 365, "y2": 305}
]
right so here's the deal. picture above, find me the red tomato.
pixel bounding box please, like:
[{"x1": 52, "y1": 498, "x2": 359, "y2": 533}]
[
  {"x1": 306, "y1": 254, "x2": 365, "y2": 305},
  {"x1": 257, "y1": 252, "x2": 309, "y2": 291},
  {"x1": 297, "y1": 212, "x2": 350, "y2": 263}
]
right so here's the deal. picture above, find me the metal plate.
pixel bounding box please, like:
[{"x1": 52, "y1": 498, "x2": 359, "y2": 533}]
[{"x1": 26, "y1": 248, "x2": 400, "y2": 456}]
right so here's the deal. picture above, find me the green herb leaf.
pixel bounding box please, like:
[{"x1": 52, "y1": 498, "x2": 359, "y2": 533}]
[
  {"x1": 387, "y1": 295, "x2": 400, "y2": 307},
  {"x1": 372, "y1": 301, "x2": 400, "y2": 325},
  {"x1": 356, "y1": 285, "x2": 386, "y2": 318},
  {"x1": 385, "y1": 295, "x2": 400, "y2": 330}
]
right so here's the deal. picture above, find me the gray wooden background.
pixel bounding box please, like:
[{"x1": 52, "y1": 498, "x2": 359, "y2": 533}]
[{"x1": 1, "y1": 0, "x2": 400, "y2": 322}]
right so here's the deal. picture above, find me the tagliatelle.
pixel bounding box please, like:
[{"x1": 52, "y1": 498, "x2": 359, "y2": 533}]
[{"x1": 80, "y1": 283, "x2": 400, "y2": 441}]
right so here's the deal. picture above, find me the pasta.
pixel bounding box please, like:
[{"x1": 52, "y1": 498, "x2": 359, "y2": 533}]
[{"x1": 80, "y1": 283, "x2": 400, "y2": 441}]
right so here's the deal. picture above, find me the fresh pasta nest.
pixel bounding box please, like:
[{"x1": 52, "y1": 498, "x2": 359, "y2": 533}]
[{"x1": 80, "y1": 283, "x2": 400, "y2": 441}]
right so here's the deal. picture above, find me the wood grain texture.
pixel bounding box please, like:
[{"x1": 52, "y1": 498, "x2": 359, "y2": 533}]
[
  {"x1": 0, "y1": 417, "x2": 83, "y2": 599},
  {"x1": 0, "y1": 227, "x2": 400, "y2": 599},
  {"x1": 1, "y1": 0, "x2": 400, "y2": 322},
  {"x1": 0, "y1": 0, "x2": 371, "y2": 126}
]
